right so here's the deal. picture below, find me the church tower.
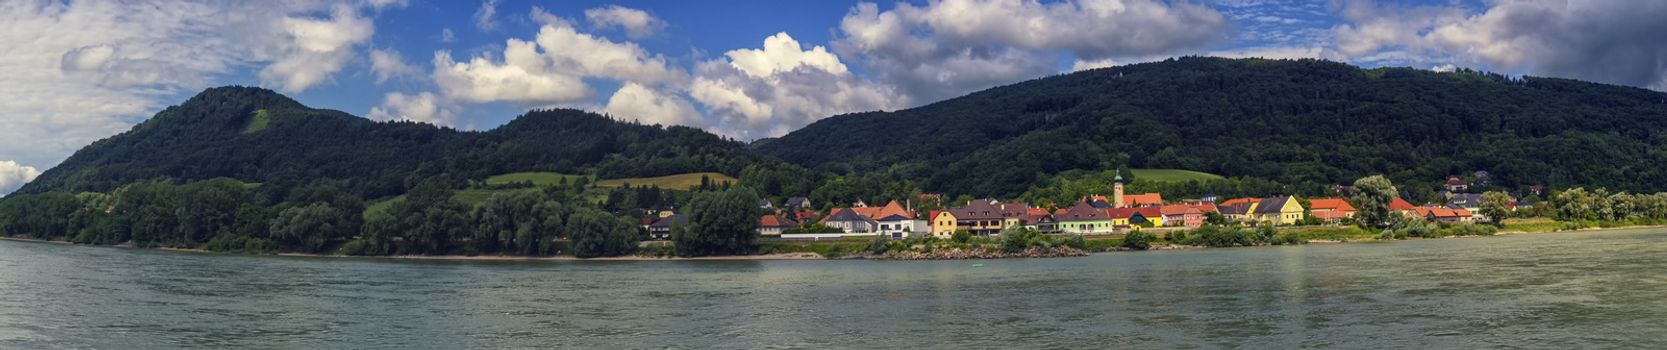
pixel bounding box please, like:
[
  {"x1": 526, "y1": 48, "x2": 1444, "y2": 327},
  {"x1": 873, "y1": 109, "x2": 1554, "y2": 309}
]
[{"x1": 1113, "y1": 168, "x2": 1125, "y2": 208}]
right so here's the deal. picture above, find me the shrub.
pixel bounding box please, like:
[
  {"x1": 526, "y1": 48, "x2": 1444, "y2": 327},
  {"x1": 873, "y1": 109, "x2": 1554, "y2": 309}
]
[
  {"x1": 1122, "y1": 230, "x2": 1154, "y2": 250},
  {"x1": 869, "y1": 235, "x2": 892, "y2": 255},
  {"x1": 951, "y1": 230, "x2": 973, "y2": 244},
  {"x1": 1063, "y1": 235, "x2": 1087, "y2": 250}
]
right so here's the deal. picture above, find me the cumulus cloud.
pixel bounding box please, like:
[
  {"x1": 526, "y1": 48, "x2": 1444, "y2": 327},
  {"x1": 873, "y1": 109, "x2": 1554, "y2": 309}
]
[
  {"x1": 431, "y1": 16, "x2": 683, "y2": 105},
  {"x1": 0, "y1": 1, "x2": 384, "y2": 171},
  {"x1": 692, "y1": 32, "x2": 903, "y2": 139},
  {"x1": 585, "y1": 5, "x2": 665, "y2": 38},
  {"x1": 0, "y1": 161, "x2": 41, "y2": 196},
  {"x1": 367, "y1": 92, "x2": 459, "y2": 127},
  {"x1": 1330, "y1": 0, "x2": 1667, "y2": 90},
  {"x1": 369, "y1": 48, "x2": 421, "y2": 83},
  {"x1": 604, "y1": 83, "x2": 702, "y2": 127},
  {"x1": 260, "y1": 4, "x2": 376, "y2": 92},
  {"x1": 834, "y1": 0, "x2": 1231, "y2": 103}
]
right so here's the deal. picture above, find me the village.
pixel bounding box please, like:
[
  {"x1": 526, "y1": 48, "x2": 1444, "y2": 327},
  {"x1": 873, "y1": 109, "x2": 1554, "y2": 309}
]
[{"x1": 642, "y1": 171, "x2": 1535, "y2": 241}]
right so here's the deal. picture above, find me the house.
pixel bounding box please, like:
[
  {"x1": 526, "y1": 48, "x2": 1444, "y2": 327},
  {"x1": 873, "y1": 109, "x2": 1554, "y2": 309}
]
[
  {"x1": 791, "y1": 210, "x2": 819, "y2": 224},
  {"x1": 997, "y1": 202, "x2": 1033, "y2": 230},
  {"x1": 1529, "y1": 185, "x2": 1545, "y2": 197},
  {"x1": 1473, "y1": 170, "x2": 1491, "y2": 186},
  {"x1": 1251, "y1": 196, "x2": 1304, "y2": 225},
  {"x1": 1221, "y1": 197, "x2": 1260, "y2": 207},
  {"x1": 1022, "y1": 207, "x2": 1058, "y2": 233},
  {"x1": 949, "y1": 199, "x2": 1008, "y2": 235},
  {"x1": 819, "y1": 208, "x2": 879, "y2": 235},
  {"x1": 1447, "y1": 193, "x2": 1484, "y2": 211},
  {"x1": 758, "y1": 198, "x2": 775, "y2": 210},
  {"x1": 1082, "y1": 195, "x2": 1113, "y2": 208},
  {"x1": 1444, "y1": 176, "x2": 1469, "y2": 192},
  {"x1": 930, "y1": 210, "x2": 958, "y2": 238},
  {"x1": 1107, "y1": 207, "x2": 1162, "y2": 227},
  {"x1": 784, "y1": 197, "x2": 812, "y2": 210},
  {"x1": 1219, "y1": 202, "x2": 1254, "y2": 222},
  {"x1": 757, "y1": 215, "x2": 799, "y2": 236},
  {"x1": 1121, "y1": 193, "x2": 1165, "y2": 208},
  {"x1": 1055, "y1": 201, "x2": 1115, "y2": 234},
  {"x1": 866, "y1": 200, "x2": 928, "y2": 239},
  {"x1": 1308, "y1": 198, "x2": 1357, "y2": 223},
  {"x1": 1200, "y1": 194, "x2": 1220, "y2": 203},
  {"x1": 1413, "y1": 206, "x2": 1473, "y2": 223},
  {"x1": 1160, "y1": 203, "x2": 1216, "y2": 228},
  {"x1": 1390, "y1": 197, "x2": 1418, "y2": 217},
  {"x1": 647, "y1": 215, "x2": 688, "y2": 240}
]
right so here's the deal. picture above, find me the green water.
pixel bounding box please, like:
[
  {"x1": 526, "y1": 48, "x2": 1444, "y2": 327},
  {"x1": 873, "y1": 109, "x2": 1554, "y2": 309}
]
[{"x1": 4, "y1": 229, "x2": 1667, "y2": 348}]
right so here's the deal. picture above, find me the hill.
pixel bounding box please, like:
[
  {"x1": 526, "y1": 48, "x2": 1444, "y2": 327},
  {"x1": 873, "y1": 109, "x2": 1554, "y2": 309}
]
[
  {"x1": 16, "y1": 86, "x2": 763, "y2": 200},
  {"x1": 757, "y1": 57, "x2": 1667, "y2": 197}
]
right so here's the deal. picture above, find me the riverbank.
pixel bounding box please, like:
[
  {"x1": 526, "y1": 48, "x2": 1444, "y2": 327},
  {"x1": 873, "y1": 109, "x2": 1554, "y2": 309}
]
[{"x1": 4, "y1": 222, "x2": 1659, "y2": 262}]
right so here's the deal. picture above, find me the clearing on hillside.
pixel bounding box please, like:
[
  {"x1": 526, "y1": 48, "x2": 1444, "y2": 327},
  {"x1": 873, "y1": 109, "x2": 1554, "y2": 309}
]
[
  {"x1": 594, "y1": 172, "x2": 738, "y2": 190},
  {"x1": 1129, "y1": 169, "x2": 1224, "y2": 182},
  {"x1": 485, "y1": 172, "x2": 590, "y2": 186}
]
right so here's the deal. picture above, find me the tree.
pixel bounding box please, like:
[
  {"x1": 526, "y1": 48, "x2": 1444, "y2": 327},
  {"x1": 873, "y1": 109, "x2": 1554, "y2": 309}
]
[
  {"x1": 1350, "y1": 175, "x2": 1398, "y2": 228},
  {"x1": 268, "y1": 203, "x2": 350, "y2": 253},
  {"x1": 567, "y1": 208, "x2": 636, "y2": 258},
  {"x1": 1479, "y1": 191, "x2": 1513, "y2": 226},
  {"x1": 673, "y1": 185, "x2": 761, "y2": 257}
]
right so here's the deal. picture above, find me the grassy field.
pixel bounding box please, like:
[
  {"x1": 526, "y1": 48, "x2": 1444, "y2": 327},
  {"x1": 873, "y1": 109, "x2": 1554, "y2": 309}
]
[
  {"x1": 484, "y1": 172, "x2": 590, "y2": 186},
  {"x1": 594, "y1": 172, "x2": 739, "y2": 190},
  {"x1": 242, "y1": 109, "x2": 271, "y2": 134},
  {"x1": 1129, "y1": 168, "x2": 1224, "y2": 182},
  {"x1": 362, "y1": 188, "x2": 546, "y2": 219},
  {"x1": 1501, "y1": 218, "x2": 1562, "y2": 233}
]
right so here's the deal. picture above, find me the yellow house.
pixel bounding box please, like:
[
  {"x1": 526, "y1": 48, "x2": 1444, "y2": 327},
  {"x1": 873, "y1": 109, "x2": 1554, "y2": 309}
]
[
  {"x1": 930, "y1": 210, "x2": 959, "y2": 238},
  {"x1": 1251, "y1": 196, "x2": 1304, "y2": 225}
]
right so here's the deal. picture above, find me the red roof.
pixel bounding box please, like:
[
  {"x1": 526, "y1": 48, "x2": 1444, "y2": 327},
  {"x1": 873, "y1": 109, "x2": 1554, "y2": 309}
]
[
  {"x1": 1122, "y1": 193, "x2": 1165, "y2": 207},
  {"x1": 1308, "y1": 198, "x2": 1356, "y2": 211},
  {"x1": 1413, "y1": 206, "x2": 1471, "y2": 218},
  {"x1": 1160, "y1": 203, "x2": 1217, "y2": 216},
  {"x1": 1390, "y1": 197, "x2": 1416, "y2": 211},
  {"x1": 1221, "y1": 197, "x2": 1261, "y2": 207},
  {"x1": 759, "y1": 215, "x2": 799, "y2": 228}
]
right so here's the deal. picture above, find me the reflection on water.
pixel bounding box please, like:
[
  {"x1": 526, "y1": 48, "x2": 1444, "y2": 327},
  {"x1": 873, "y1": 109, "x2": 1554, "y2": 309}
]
[{"x1": 4, "y1": 229, "x2": 1667, "y2": 348}]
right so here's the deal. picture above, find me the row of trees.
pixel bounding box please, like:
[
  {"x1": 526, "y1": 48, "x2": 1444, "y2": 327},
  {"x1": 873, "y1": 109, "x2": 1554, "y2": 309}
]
[
  {"x1": 0, "y1": 177, "x2": 765, "y2": 258},
  {"x1": 1550, "y1": 188, "x2": 1667, "y2": 223}
]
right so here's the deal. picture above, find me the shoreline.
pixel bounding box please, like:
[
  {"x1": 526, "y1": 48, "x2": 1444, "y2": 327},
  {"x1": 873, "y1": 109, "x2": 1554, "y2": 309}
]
[{"x1": 5, "y1": 223, "x2": 1663, "y2": 262}]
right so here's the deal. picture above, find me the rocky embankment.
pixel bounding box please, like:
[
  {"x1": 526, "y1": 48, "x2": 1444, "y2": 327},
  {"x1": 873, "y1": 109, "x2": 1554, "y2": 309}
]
[{"x1": 875, "y1": 246, "x2": 1090, "y2": 260}]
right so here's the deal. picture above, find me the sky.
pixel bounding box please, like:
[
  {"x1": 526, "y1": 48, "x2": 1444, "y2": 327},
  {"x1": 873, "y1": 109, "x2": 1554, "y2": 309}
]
[{"x1": 3, "y1": 0, "x2": 1667, "y2": 195}]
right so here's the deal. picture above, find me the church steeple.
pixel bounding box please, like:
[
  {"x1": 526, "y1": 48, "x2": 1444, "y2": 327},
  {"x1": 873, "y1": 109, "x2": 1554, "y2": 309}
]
[{"x1": 1113, "y1": 167, "x2": 1126, "y2": 208}]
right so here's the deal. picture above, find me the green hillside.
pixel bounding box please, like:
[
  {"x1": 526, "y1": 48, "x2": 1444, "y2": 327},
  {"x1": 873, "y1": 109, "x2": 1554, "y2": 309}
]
[
  {"x1": 594, "y1": 172, "x2": 738, "y2": 190},
  {"x1": 1129, "y1": 169, "x2": 1224, "y2": 183},
  {"x1": 758, "y1": 57, "x2": 1667, "y2": 197},
  {"x1": 485, "y1": 172, "x2": 590, "y2": 186}
]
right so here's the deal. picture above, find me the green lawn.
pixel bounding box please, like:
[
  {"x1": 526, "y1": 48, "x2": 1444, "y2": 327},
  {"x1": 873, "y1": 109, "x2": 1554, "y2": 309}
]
[
  {"x1": 1129, "y1": 168, "x2": 1224, "y2": 182},
  {"x1": 594, "y1": 172, "x2": 739, "y2": 190},
  {"x1": 484, "y1": 172, "x2": 590, "y2": 186}
]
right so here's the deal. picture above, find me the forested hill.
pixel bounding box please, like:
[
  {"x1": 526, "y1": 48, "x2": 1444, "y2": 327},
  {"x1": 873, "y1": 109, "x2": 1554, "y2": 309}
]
[
  {"x1": 16, "y1": 86, "x2": 758, "y2": 199},
  {"x1": 757, "y1": 57, "x2": 1667, "y2": 197}
]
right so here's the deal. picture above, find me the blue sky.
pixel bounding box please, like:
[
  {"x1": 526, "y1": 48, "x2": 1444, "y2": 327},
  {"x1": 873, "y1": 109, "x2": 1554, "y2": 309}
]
[{"x1": 3, "y1": 0, "x2": 1667, "y2": 195}]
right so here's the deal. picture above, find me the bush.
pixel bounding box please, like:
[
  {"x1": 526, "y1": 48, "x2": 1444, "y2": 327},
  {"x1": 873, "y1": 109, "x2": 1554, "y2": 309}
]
[
  {"x1": 869, "y1": 235, "x2": 892, "y2": 255},
  {"x1": 1063, "y1": 235, "x2": 1087, "y2": 250},
  {"x1": 1122, "y1": 230, "x2": 1154, "y2": 250},
  {"x1": 951, "y1": 230, "x2": 972, "y2": 243}
]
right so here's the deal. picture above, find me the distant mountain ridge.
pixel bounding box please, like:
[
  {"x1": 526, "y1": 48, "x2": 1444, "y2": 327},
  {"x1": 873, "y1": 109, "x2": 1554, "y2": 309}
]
[
  {"x1": 757, "y1": 57, "x2": 1667, "y2": 197},
  {"x1": 17, "y1": 86, "x2": 759, "y2": 199}
]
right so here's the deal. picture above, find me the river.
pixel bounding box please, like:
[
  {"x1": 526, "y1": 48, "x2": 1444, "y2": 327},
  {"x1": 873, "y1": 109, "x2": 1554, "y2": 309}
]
[{"x1": 3, "y1": 228, "x2": 1667, "y2": 348}]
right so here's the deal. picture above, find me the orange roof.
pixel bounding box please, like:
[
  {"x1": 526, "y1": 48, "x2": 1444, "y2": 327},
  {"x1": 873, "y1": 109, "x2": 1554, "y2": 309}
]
[
  {"x1": 1027, "y1": 207, "x2": 1051, "y2": 216},
  {"x1": 1390, "y1": 197, "x2": 1416, "y2": 211},
  {"x1": 1108, "y1": 207, "x2": 1162, "y2": 219},
  {"x1": 1309, "y1": 198, "x2": 1357, "y2": 211},
  {"x1": 1136, "y1": 207, "x2": 1162, "y2": 217},
  {"x1": 873, "y1": 200, "x2": 915, "y2": 220},
  {"x1": 1221, "y1": 197, "x2": 1261, "y2": 206},
  {"x1": 759, "y1": 215, "x2": 798, "y2": 228},
  {"x1": 1413, "y1": 206, "x2": 1472, "y2": 218},
  {"x1": 1122, "y1": 193, "x2": 1164, "y2": 207}
]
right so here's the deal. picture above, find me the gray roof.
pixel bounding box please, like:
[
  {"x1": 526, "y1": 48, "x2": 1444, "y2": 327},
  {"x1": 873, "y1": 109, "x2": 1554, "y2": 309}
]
[
  {"x1": 1253, "y1": 196, "x2": 1292, "y2": 214},
  {"x1": 785, "y1": 197, "x2": 810, "y2": 207},
  {"x1": 649, "y1": 215, "x2": 688, "y2": 228}
]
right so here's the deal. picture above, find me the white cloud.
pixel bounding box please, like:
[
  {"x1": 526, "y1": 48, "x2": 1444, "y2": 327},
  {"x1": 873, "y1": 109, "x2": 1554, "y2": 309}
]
[
  {"x1": 430, "y1": 18, "x2": 683, "y2": 105},
  {"x1": 369, "y1": 48, "x2": 420, "y2": 83},
  {"x1": 440, "y1": 28, "x2": 456, "y2": 43},
  {"x1": 604, "y1": 83, "x2": 702, "y2": 127},
  {"x1": 835, "y1": 0, "x2": 1231, "y2": 104},
  {"x1": 0, "y1": 161, "x2": 41, "y2": 196},
  {"x1": 367, "y1": 92, "x2": 459, "y2": 127},
  {"x1": 1330, "y1": 0, "x2": 1667, "y2": 90},
  {"x1": 260, "y1": 4, "x2": 376, "y2": 92},
  {"x1": 1071, "y1": 58, "x2": 1119, "y2": 72},
  {"x1": 0, "y1": 1, "x2": 384, "y2": 171},
  {"x1": 362, "y1": 0, "x2": 408, "y2": 10},
  {"x1": 474, "y1": 0, "x2": 500, "y2": 31},
  {"x1": 692, "y1": 32, "x2": 903, "y2": 139},
  {"x1": 584, "y1": 5, "x2": 665, "y2": 39},
  {"x1": 1209, "y1": 46, "x2": 1327, "y2": 60}
]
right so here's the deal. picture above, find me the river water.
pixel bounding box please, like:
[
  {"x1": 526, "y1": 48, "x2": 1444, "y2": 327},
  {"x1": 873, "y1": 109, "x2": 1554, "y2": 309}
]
[{"x1": 3, "y1": 229, "x2": 1667, "y2": 349}]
